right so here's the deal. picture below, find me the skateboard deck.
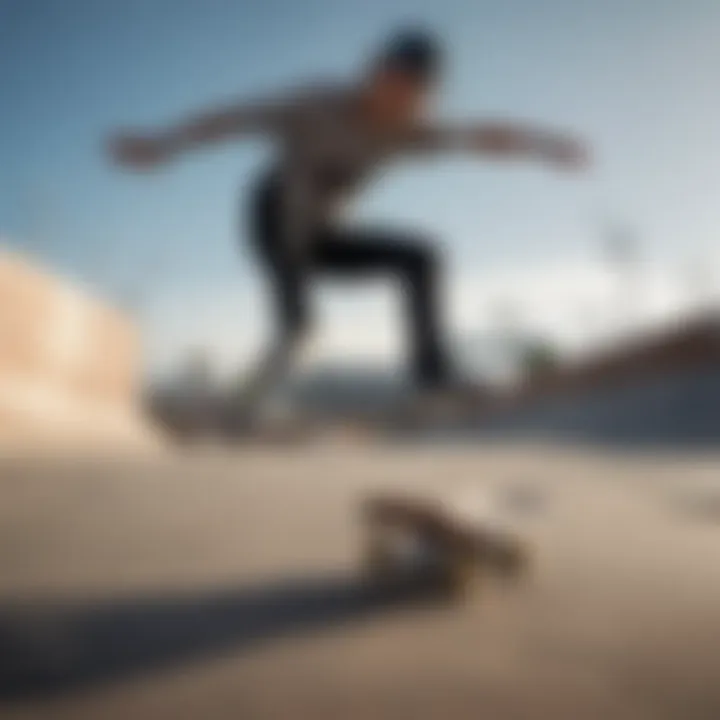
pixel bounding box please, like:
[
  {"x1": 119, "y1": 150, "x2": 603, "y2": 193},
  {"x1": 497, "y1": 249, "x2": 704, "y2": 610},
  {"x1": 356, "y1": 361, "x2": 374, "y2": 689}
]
[{"x1": 360, "y1": 491, "x2": 531, "y2": 600}]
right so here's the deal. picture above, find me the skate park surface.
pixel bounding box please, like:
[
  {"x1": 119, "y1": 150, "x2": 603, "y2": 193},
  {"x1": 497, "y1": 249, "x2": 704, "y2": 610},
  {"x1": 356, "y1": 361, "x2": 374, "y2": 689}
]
[{"x1": 2, "y1": 443, "x2": 720, "y2": 720}]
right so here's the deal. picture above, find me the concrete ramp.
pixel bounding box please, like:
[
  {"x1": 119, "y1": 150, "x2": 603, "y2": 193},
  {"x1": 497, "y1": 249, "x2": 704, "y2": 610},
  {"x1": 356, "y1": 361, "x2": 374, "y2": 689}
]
[{"x1": 0, "y1": 248, "x2": 161, "y2": 454}]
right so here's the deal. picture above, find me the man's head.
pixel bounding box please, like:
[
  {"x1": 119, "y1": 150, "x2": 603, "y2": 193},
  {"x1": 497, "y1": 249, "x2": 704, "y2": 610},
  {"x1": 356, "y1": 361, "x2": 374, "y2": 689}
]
[{"x1": 364, "y1": 28, "x2": 442, "y2": 126}]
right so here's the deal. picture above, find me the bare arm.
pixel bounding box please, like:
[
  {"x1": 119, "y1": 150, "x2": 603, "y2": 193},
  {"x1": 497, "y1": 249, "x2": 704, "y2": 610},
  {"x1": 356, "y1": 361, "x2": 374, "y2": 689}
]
[
  {"x1": 107, "y1": 85, "x2": 328, "y2": 169},
  {"x1": 108, "y1": 102, "x2": 282, "y2": 168},
  {"x1": 406, "y1": 121, "x2": 590, "y2": 169}
]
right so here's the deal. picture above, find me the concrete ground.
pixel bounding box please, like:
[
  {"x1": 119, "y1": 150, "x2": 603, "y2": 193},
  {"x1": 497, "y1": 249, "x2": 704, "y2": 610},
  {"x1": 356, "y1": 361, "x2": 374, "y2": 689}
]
[{"x1": 1, "y1": 442, "x2": 720, "y2": 719}]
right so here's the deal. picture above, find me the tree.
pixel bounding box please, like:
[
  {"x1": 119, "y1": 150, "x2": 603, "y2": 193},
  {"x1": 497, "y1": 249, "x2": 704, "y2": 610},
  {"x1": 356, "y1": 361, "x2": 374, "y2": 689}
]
[{"x1": 519, "y1": 338, "x2": 561, "y2": 381}]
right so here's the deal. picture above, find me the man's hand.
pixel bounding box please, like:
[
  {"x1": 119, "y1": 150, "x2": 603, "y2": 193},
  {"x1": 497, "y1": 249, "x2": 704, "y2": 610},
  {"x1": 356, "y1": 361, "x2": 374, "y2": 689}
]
[
  {"x1": 468, "y1": 123, "x2": 590, "y2": 171},
  {"x1": 107, "y1": 132, "x2": 176, "y2": 170}
]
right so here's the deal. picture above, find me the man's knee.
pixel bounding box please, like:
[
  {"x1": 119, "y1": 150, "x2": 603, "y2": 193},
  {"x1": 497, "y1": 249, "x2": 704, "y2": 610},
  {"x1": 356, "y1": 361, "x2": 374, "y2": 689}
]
[{"x1": 403, "y1": 237, "x2": 441, "y2": 281}]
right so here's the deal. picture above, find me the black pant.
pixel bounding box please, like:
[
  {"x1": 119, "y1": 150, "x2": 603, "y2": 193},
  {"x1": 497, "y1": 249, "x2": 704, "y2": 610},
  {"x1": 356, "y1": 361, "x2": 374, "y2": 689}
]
[{"x1": 249, "y1": 178, "x2": 449, "y2": 389}]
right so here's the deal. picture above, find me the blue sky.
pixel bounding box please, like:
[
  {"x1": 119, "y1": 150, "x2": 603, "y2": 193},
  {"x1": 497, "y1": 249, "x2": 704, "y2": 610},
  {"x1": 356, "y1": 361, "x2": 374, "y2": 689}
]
[{"x1": 2, "y1": 0, "x2": 720, "y2": 375}]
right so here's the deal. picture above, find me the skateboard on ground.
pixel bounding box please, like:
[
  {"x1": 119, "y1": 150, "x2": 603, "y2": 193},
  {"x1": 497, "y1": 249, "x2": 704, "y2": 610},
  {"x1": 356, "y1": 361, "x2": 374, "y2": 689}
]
[{"x1": 360, "y1": 492, "x2": 531, "y2": 601}]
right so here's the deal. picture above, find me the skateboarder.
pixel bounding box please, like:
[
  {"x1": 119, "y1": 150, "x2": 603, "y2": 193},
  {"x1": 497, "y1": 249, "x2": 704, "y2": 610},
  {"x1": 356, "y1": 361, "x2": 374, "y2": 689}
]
[{"x1": 110, "y1": 28, "x2": 589, "y2": 414}]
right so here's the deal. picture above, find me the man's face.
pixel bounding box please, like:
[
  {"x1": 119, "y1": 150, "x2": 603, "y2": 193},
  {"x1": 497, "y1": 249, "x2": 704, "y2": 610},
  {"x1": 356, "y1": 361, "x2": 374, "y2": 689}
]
[{"x1": 367, "y1": 68, "x2": 433, "y2": 126}]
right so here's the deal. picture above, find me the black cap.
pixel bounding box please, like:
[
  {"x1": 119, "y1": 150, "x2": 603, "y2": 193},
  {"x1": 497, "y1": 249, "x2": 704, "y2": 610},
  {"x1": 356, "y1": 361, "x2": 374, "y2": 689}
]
[{"x1": 375, "y1": 28, "x2": 442, "y2": 82}]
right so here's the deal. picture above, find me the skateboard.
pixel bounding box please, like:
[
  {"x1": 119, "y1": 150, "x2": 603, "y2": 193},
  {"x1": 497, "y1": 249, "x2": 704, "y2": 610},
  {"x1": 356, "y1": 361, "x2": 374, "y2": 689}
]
[{"x1": 360, "y1": 492, "x2": 531, "y2": 601}]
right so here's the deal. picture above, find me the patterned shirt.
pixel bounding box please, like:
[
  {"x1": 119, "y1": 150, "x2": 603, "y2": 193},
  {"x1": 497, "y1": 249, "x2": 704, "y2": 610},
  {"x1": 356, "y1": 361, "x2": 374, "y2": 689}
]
[{"x1": 226, "y1": 81, "x2": 481, "y2": 249}]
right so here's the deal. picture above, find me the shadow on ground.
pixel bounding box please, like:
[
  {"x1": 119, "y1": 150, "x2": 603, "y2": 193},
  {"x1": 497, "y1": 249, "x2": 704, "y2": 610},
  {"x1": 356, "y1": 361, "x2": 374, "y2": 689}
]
[{"x1": 0, "y1": 573, "x2": 444, "y2": 702}]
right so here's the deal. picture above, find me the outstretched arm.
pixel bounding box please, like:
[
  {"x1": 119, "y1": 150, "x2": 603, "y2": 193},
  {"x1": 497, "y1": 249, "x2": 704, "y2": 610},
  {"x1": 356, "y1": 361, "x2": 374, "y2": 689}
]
[
  {"x1": 406, "y1": 121, "x2": 590, "y2": 170},
  {"x1": 107, "y1": 85, "x2": 327, "y2": 169},
  {"x1": 108, "y1": 102, "x2": 282, "y2": 169}
]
